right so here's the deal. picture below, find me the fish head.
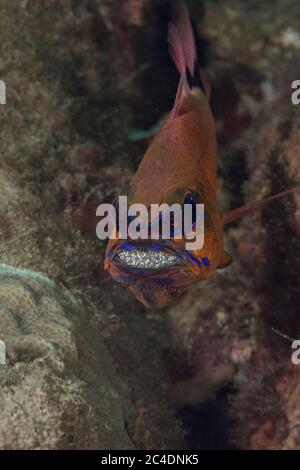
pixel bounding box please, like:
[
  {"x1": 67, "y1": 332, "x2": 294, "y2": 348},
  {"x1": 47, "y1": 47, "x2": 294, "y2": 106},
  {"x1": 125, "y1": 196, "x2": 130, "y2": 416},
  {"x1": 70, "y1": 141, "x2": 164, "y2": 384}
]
[{"x1": 104, "y1": 184, "x2": 222, "y2": 308}]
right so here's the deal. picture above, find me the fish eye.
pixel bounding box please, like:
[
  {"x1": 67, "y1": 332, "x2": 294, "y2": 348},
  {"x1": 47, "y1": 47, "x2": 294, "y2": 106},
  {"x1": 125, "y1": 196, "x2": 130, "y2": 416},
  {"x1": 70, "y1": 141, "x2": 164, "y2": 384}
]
[
  {"x1": 183, "y1": 191, "x2": 198, "y2": 206},
  {"x1": 183, "y1": 191, "x2": 198, "y2": 229}
]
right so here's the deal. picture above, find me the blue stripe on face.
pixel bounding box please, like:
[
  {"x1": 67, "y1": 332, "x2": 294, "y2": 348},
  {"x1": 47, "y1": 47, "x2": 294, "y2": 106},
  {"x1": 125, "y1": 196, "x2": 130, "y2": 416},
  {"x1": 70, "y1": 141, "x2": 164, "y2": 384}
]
[
  {"x1": 184, "y1": 252, "x2": 211, "y2": 270},
  {"x1": 148, "y1": 245, "x2": 166, "y2": 251},
  {"x1": 120, "y1": 243, "x2": 166, "y2": 251},
  {"x1": 120, "y1": 243, "x2": 137, "y2": 251},
  {"x1": 185, "y1": 251, "x2": 202, "y2": 268}
]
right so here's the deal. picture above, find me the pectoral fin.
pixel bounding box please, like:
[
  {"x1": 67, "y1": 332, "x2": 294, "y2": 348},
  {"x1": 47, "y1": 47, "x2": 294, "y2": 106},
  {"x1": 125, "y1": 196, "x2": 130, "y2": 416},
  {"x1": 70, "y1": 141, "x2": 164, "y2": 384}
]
[
  {"x1": 217, "y1": 250, "x2": 232, "y2": 269},
  {"x1": 221, "y1": 186, "x2": 299, "y2": 225}
]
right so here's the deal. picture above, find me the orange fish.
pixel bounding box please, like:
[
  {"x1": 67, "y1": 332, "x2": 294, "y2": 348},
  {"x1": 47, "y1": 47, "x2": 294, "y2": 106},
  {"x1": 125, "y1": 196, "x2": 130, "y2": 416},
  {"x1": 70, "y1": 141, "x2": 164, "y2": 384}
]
[{"x1": 104, "y1": 0, "x2": 298, "y2": 308}]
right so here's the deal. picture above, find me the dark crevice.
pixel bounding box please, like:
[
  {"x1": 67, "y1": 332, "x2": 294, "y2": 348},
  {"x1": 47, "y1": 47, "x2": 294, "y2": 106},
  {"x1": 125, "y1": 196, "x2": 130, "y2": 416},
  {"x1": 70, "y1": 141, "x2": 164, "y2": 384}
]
[
  {"x1": 221, "y1": 149, "x2": 249, "y2": 209},
  {"x1": 177, "y1": 384, "x2": 236, "y2": 450}
]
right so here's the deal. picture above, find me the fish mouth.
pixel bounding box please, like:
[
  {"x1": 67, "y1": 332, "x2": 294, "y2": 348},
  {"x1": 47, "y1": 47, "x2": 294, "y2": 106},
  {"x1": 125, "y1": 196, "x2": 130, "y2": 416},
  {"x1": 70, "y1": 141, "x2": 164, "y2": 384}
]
[
  {"x1": 105, "y1": 240, "x2": 202, "y2": 308},
  {"x1": 107, "y1": 240, "x2": 196, "y2": 273},
  {"x1": 116, "y1": 246, "x2": 182, "y2": 270}
]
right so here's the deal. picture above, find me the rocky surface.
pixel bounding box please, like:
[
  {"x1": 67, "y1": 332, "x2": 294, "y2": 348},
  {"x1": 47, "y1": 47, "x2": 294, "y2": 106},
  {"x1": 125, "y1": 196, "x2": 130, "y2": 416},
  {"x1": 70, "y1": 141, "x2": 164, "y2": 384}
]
[
  {"x1": 0, "y1": 264, "x2": 133, "y2": 450},
  {"x1": 0, "y1": 0, "x2": 299, "y2": 450},
  {"x1": 164, "y1": 0, "x2": 300, "y2": 450},
  {"x1": 0, "y1": 0, "x2": 182, "y2": 450}
]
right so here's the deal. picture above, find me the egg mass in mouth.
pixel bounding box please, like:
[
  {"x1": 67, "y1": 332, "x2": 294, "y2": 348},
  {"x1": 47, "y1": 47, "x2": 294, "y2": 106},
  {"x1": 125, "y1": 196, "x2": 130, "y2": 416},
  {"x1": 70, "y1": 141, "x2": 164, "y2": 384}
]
[{"x1": 116, "y1": 247, "x2": 182, "y2": 270}]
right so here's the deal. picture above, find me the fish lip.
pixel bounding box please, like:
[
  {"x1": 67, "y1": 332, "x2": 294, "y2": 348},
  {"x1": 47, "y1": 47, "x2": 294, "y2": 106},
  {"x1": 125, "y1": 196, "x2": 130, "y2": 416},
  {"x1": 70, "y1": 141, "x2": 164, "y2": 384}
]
[{"x1": 107, "y1": 239, "x2": 196, "y2": 273}]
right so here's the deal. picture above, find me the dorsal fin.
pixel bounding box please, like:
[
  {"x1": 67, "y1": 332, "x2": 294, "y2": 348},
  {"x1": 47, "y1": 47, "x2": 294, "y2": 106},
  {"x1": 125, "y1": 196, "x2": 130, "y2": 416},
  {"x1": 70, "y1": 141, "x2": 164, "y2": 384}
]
[
  {"x1": 168, "y1": 1, "x2": 211, "y2": 118},
  {"x1": 169, "y1": 0, "x2": 197, "y2": 76},
  {"x1": 168, "y1": 0, "x2": 197, "y2": 118},
  {"x1": 170, "y1": 73, "x2": 189, "y2": 119}
]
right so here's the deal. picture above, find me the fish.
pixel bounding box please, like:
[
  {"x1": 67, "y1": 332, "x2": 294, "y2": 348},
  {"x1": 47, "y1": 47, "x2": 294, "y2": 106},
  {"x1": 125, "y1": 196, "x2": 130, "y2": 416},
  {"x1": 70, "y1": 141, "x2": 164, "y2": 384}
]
[{"x1": 103, "y1": 0, "x2": 298, "y2": 308}]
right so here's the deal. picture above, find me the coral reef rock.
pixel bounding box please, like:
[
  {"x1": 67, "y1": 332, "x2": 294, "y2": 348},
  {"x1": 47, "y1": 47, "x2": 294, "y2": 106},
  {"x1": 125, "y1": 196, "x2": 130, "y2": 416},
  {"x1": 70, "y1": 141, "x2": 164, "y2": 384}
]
[{"x1": 0, "y1": 264, "x2": 133, "y2": 450}]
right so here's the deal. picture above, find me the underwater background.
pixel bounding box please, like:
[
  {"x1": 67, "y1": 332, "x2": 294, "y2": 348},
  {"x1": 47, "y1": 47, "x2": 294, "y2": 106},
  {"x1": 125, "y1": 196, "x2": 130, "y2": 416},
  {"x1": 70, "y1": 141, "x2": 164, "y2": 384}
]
[{"x1": 0, "y1": 0, "x2": 300, "y2": 450}]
